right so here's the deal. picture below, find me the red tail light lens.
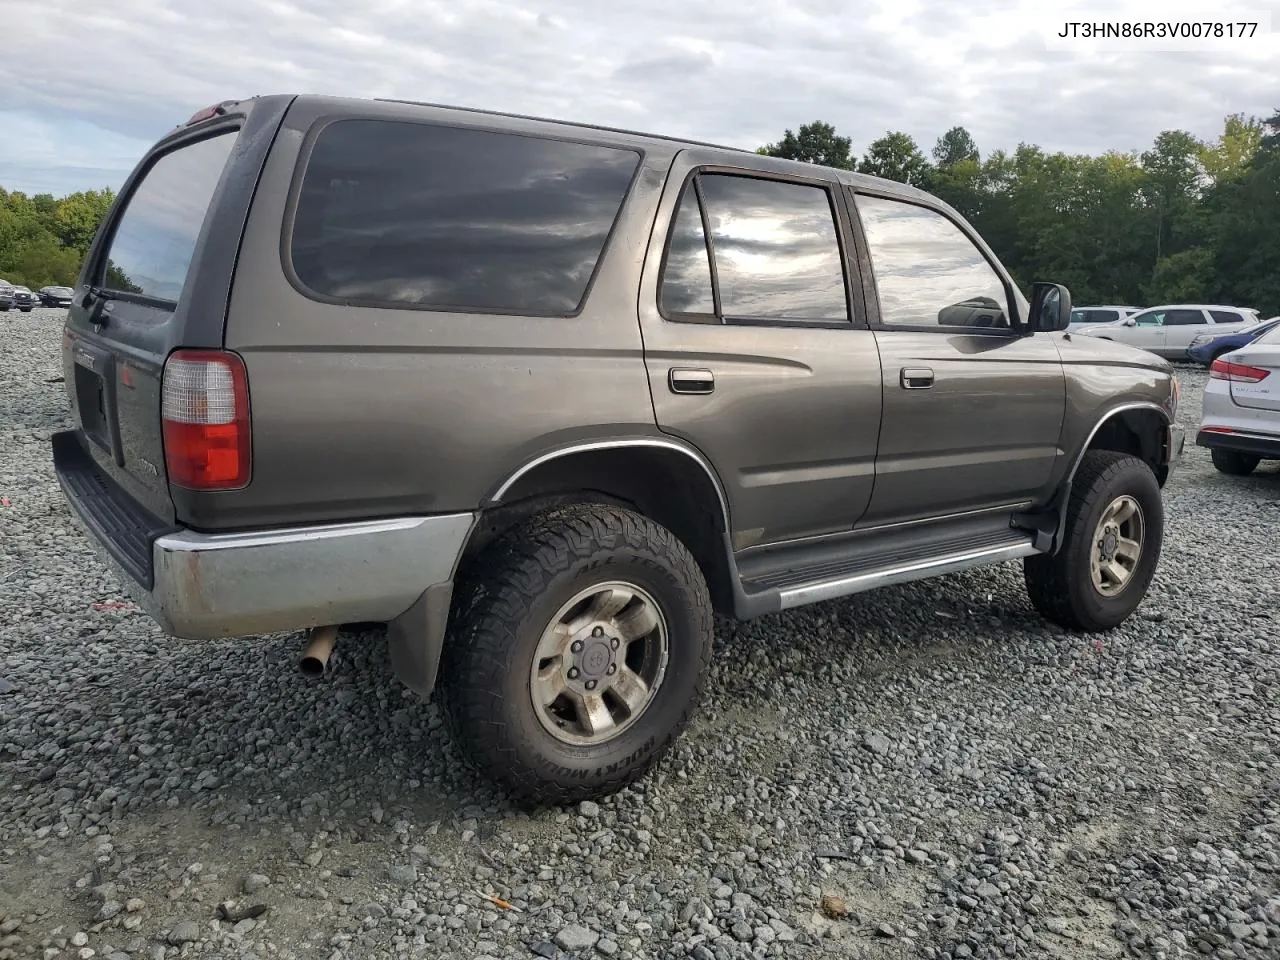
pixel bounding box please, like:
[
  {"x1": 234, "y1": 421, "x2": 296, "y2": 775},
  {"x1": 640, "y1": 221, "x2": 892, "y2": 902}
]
[
  {"x1": 1210, "y1": 358, "x2": 1271, "y2": 383},
  {"x1": 161, "y1": 349, "x2": 251, "y2": 490}
]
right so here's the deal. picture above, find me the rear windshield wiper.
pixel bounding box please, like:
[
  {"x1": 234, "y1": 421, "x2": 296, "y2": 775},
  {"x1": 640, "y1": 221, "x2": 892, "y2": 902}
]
[{"x1": 81, "y1": 285, "x2": 122, "y2": 326}]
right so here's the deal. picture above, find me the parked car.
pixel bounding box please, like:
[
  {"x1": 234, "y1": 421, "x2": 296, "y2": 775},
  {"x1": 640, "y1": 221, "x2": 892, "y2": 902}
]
[
  {"x1": 1187, "y1": 315, "x2": 1280, "y2": 366},
  {"x1": 10, "y1": 286, "x2": 37, "y2": 312},
  {"x1": 1196, "y1": 322, "x2": 1280, "y2": 475},
  {"x1": 1067, "y1": 305, "x2": 1141, "y2": 332},
  {"x1": 1075, "y1": 304, "x2": 1261, "y2": 359},
  {"x1": 0, "y1": 280, "x2": 12, "y2": 311},
  {"x1": 52, "y1": 94, "x2": 1186, "y2": 804},
  {"x1": 39, "y1": 285, "x2": 76, "y2": 308}
]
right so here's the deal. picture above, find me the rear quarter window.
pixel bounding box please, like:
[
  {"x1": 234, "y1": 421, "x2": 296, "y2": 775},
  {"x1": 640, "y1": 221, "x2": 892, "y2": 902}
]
[
  {"x1": 289, "y1": 119, "x2": 641, "y2": 316},
  {"x1": 1209, "y1": 310, "x2": 1242, "y2": 323}
]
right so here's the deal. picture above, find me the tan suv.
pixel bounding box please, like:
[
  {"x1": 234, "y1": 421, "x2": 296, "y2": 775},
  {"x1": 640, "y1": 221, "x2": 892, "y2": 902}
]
[{"x1": 53, "y1": 95, "x2": 1184, "y2": 804}]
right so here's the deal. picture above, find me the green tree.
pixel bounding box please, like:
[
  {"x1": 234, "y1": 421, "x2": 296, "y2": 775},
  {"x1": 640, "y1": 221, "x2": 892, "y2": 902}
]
[
  {"x1": 857, "y1": 132, "x2": 932, "y2": 187},
  {"x1": 758, "y1": 121, "x2": 854, "y2": 169},
  {"x1": 1140, "y1": 130, "x2": 1207, "y2": 266},
  {"x1": 1200, "y1": 114, "x2": 1263, "y2": 184},
  {"x1": 1145, "y1": 247, "x2": 1215, "y2": 303},
  {"x1": 755, "y1": 112, "x2": 1280, "y2": 315},
  {"x1": 55, "y1": 188, "x2": 116, "y2": 256},
  {"x1": 932, "y1": 126, "x2": 979, "y2": 167},
  {"x1": 0, "y1": 184, "x2": 114, "y2": 289}
]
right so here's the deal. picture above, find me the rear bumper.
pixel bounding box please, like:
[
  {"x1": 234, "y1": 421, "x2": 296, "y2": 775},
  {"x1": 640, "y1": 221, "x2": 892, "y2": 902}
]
[
  {"x1": 1196, "y1": 428, "x2": 1280, "y2": 459},
  {"x1": 52, "y1": 429, "x2": 476, "y2": 640}
]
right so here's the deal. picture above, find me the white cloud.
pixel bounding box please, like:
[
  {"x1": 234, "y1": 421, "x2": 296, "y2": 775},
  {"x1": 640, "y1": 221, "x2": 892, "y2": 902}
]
[{"x1": 2, "y1": 0, "x2": 1277, "y2": 194}]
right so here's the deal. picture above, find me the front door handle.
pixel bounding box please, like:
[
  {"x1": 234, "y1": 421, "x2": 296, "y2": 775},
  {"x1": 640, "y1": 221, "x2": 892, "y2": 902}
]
[
  {"x1": 900, "y1": 366, "x2": 934, "y2": 389},
  {"x1": 669, "y1": 367, "x2": 715, "y2": 395}
]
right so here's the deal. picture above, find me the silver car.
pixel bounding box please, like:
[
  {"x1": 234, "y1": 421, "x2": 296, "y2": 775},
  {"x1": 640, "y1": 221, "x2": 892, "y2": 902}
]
[
  {"x1": 1067, "y1": 304, "x2": 1140, "y2": 333},
  {"x1": 1196, "y1": 321, "x2": 1280, "y2": 475},
  {"x1": 1078, "y1": 304, "x2": 1261, "y2": 359}
]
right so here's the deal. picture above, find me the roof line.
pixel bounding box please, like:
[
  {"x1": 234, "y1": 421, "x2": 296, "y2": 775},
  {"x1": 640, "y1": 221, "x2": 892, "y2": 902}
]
[{"x1": 372, "y1": 98, "x2": 754, "y2": 154}]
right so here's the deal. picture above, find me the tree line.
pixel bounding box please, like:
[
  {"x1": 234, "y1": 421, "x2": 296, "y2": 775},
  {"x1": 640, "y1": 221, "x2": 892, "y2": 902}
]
[
  {"x1": 0, "y1": 187, "x2": 116, "y2": 290},
  {"x1": 2, "y1": 110, "x2": 1277, "y2": 314},
  {"x1": 760, "y1": 111, "x2": 1280, "y2": 315}
]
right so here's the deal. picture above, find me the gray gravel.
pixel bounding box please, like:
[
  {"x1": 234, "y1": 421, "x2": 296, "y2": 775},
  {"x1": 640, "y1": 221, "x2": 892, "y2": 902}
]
[{"x1": 1, "y1": 307, "x2": 1278, "y2": 960}]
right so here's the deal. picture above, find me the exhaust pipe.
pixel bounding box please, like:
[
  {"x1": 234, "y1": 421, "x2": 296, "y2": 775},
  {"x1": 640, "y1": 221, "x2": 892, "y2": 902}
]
[{"x1": 300, "y1": 625, "x2": 339, "y2": 678}]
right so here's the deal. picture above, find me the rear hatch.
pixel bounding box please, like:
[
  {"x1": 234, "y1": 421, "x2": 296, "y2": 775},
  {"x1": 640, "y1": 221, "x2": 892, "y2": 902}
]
[
  {"x1": 1227, "y1": 332, "x2": 1280, "y2": 413},
  {"x1": 61, "y1": 97, "x2": 293, "y2": 524}
]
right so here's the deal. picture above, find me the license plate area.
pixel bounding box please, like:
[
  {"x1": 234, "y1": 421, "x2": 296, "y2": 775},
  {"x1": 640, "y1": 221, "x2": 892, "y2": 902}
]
[
  {"x1": 70, "y1": 339, "x2": 120, "y2": 460},
  {"x1": 74, "y1": 364, "x2": 109, "y2": 450}
]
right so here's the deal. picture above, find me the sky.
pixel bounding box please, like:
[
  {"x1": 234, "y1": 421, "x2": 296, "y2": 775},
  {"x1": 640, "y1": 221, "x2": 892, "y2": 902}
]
[{"x1": 2, "y1": 0, "x2": 1278, "y2": 197}]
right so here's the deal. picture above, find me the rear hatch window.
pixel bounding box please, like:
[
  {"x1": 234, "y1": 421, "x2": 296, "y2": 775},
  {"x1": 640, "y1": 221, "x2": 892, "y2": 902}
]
[
  {"x1": 102, "y1": 131, "x2": 238, "y2": 302},
  {"x1": 64, "y1": 128, "x2": 239, "y2": 521}
]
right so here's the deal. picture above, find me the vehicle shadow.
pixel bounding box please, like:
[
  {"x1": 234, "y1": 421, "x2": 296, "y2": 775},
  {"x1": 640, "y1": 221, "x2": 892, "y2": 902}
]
[{"x1": 4, "y1": 564, "x2": 1048, "y2": 834}]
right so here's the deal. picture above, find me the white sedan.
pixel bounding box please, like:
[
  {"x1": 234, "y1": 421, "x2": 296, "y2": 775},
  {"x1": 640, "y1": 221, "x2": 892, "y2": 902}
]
[
  {"x1": 1075, "y1": 304, "x2": 1260, "y2": 359},
  {"x1": 1195, "y1": 321, "x2": 1280, "y2": 476}
]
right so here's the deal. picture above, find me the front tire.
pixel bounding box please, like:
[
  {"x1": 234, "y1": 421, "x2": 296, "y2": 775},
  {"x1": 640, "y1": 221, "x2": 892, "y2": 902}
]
[
  {"x1": 1024, "y1": 451, "x2": 1163, "y2": 632},
  {"x1": 440, "y1": 503, "x2": 714, "y2": 806},
  {"x1": 1211, "y1": 449, "x2": 1260, "y2": 476}
]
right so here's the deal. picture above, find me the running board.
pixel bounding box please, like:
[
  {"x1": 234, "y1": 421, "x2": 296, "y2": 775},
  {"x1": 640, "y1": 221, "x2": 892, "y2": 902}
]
[
  {"x1": 732, "y1": 512, "x2": 1045, "y2": 617},
  {"x1": 772, "y1": 539, "x2": 1039, "y2": 609}
]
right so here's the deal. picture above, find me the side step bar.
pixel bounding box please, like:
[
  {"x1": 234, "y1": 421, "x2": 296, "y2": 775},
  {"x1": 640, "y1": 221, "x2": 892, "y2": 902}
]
[
  {"x1": 732, "y1": 511, "x2": 1047, "y2": 617},
  {"x1": 774, "y1": 538, "x2": 1039, "y2": 609}
]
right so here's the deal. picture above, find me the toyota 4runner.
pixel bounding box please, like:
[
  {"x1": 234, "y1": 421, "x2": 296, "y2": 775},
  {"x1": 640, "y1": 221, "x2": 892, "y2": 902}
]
[{"x1": 52, "y1": 95, "x2": 1185, "y2": 805}]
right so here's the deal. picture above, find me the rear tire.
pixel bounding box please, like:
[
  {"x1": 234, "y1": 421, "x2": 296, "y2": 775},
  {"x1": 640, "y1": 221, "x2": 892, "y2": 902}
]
[
  {"x1": 440, "y1": 503, "x2": 713, "y2": 806},
  {"x1": 1024, "y1": 451, "x2": 1163, "y2": 632},
  {"x1": 1211, "y1": 449, "x2": 1260, "y2": 476}
]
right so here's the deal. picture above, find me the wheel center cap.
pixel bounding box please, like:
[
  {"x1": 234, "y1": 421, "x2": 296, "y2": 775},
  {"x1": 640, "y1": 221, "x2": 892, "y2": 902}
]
[
  {"x1": 577, "y1": 639, "x2": 613, "y2": 679},
  {"x1": 1101, "y1": 528, "x2": 1119, "y2": 559}
]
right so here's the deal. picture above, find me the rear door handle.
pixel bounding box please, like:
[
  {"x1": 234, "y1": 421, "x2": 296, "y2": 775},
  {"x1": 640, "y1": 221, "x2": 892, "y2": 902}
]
[
  {"x1": 900, "y1": 366, "x2": 934, "y2": 389},
  {"x1": 669, "y1": 367, "x2": 715, "y2": 395}
]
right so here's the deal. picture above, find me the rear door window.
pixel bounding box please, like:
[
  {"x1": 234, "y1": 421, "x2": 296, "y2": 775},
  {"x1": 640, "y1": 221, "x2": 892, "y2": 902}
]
[
  {"x1": 101, "y1": 131, "x2": 238, "y2": 302},
  {"x1": 289, "y1": 120, "x2": 641, "y2": 316},
  {"x1": 1163, "y1": 309, "x2": 1208, "y2": 325},
  {"x1": 660, "y1": 173, "x2": 849, "y2": 323}
]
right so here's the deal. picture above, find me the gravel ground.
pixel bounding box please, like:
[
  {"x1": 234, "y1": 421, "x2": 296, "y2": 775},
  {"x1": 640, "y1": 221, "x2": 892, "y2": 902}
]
[{"x1": 1, "y1": 307, "x2": 1278, "y2": 960}]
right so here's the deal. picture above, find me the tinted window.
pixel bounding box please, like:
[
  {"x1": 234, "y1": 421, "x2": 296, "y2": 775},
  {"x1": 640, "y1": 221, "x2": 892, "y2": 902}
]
[
  {"x1": 102, "y1": 131, "x2": 237, "y2": 301},
  {"x1": 1072, "y1": 309, "x2": 1118, "y2": 324},
  {"x1": 1210, "y1": 310, "x2": 1242, "y2": 324},
  {"x1": 855, "y1": 195, "x2": 1010, "y2": 330},
  {"x1": 1163, "y1": 309, "x2": 1208, "y2": 326},
  {"x1": 291, "y1": 120, "x2": 639, "y2": 315},
  {"x1": 659, "y1": 185, "x2": 716, "y2": 315},
  {"x1": 697, "y1": 175, "x2": 847, "y2": 321}
]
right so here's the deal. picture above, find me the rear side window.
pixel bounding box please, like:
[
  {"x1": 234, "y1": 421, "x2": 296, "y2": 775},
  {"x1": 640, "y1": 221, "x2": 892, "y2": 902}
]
[
  {"x1": 102, "y1": 131, "x2": 238, "y2": 301},
  {"x1": 659, "y1": 173, "x2": 849, "y2": 323},
  {"x1": 290, "y1": 120, "x2": 640, "y2": 315},
  {"x1": 1163, "y1": 309, "x2": 1208, "y2": 325},
  {"x1": 1210, "y1": 310, "x2": 1241, "y2": 323}
]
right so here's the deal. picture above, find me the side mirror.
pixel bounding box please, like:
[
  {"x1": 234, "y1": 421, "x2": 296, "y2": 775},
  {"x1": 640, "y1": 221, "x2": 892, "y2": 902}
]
[
  {"x1": 1028, "y1": 282, "x2": 1072, "y2": 333},
  {"x1": 1123, "y1": 317, "x2": 1137, "y2": 326}
]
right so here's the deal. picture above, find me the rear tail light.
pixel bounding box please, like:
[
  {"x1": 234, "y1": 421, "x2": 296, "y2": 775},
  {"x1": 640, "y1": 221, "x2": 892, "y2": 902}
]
[
  {"x1": 161, "y1": 349, "x2": 251, "y2": 490},
  {"x1": 1209, "y1": 358, "x2": 1270, "y2": 383}
]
